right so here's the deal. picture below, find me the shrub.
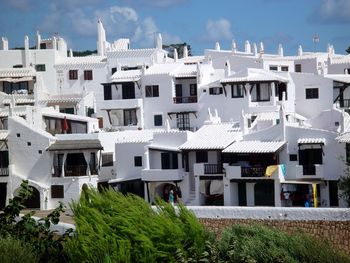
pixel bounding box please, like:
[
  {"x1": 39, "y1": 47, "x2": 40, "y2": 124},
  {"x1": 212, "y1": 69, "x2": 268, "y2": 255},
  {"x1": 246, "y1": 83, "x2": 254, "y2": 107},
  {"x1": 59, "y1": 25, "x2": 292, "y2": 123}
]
[
  {"x1": 65, "y1": 187, "x2": 212, "y2": 262},
  {"x1": 0, "y1": 236, "x2": 37, "y2": 263},
  {"x1": 216, "y1": 224, "x2": 350, "y2": 263}
]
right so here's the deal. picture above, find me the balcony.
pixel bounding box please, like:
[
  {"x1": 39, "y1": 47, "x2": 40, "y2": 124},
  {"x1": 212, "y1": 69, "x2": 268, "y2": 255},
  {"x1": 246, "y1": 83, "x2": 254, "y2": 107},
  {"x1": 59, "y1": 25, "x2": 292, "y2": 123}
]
[
  {"x1": 194, "y1": 163, "x2": 223, "y2": 175},
  {"x1": 141, "y1": 169, "x2": 184, "y2": 182},
  {"x1": 241, "y1": 167, "x2": 265, "y2": 177},
  {"x1": 102, "y1": 98, "x2": 143, "y2": 110},
  {"x1": 337, "y1": 99, "x2": 350, "y2": 108},
  {"x1": 0, "y1": 167, "x2": 9, "y2": 176},
  {"x1": 173, "y1": 96, "x2": 197, "y2": 104},
  {"x1": 224, "y1": 164, "x2": 284, "y2": 180},
  {"x1": 296, "y1": 164, "x2": 324, "y2": 179}
]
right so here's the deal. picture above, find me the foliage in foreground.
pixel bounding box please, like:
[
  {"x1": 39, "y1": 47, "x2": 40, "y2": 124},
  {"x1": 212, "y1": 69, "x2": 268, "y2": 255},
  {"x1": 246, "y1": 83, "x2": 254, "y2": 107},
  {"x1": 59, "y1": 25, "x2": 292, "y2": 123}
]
[
  {"x1": 65, "y1": 187, "x2": 212, "y2": 263},
  {"x1": 215, "y1": 224, "x2": 350, "y2": 263},
  {"x1": 0, "y1": 180, "x2": 70, "y2": 263},
  {"x1": 0, "y1": 236, "x2": 37, "y2": 263}
]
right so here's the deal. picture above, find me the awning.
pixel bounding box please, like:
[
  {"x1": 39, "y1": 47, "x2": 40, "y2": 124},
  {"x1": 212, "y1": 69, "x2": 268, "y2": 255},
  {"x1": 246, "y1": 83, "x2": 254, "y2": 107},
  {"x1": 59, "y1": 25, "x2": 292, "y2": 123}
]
[
  {"x1": 47, "y1": 139, "x2": 103, "y2": 151},
  {"x1": 223, "y1": 140, "x2": 286, "y2": 153},
  {"x1": 108, "y1": 175, "x2": 141, "y2": 184},
  {"x1": 336, "y1": 133, "x2": 350, "y2": 143},
  {"x1": 281, "y1": 180, "x2": 322, "y2": 185},
  {"x1": 297, "y1": 138, "x2": 325, "y2": 145},
  {"x1": 110, "y1": 69, "x2": 141, "y2": 83},
  {"x1": 0, "y1": 76, "x2": 34, "y2": 83},
  {"x1": 148, "y1": 144, "x2": 181, "y2": 152}
]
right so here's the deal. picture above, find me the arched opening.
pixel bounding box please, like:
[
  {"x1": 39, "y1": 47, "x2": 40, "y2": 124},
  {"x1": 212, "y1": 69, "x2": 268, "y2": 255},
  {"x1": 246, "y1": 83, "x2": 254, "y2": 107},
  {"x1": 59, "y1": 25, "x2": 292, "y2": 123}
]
[
  {"x1": 14, "y1": 186, "x2": 40, "y2": 209},
  {"x1": 154, "y1": 183, "x2": 176, "y2": 203}
]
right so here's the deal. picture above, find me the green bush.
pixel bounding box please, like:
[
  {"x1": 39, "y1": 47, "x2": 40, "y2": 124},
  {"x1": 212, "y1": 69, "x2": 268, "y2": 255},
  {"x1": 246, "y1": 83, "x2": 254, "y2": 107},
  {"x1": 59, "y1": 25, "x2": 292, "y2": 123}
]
[
  {"x1": 65, "y1": 187, "x2": 212, "y2": 263},
  {"x1": 0, "y1": 236, "x2": 37, "y2": 263},
  {"x1": 216, "y1": 224, "x2": 350, "y2": 263}
]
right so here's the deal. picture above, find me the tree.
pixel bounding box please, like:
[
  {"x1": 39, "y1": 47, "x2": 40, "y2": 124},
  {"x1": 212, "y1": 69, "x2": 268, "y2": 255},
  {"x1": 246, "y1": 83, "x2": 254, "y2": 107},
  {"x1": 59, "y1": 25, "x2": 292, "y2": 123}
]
[
  {"x1": 163, "y1": 43, "x2": 192, "y2": 58},
  {"x1": 346, "y1": 46, "x2": 350, "y2": 54}
]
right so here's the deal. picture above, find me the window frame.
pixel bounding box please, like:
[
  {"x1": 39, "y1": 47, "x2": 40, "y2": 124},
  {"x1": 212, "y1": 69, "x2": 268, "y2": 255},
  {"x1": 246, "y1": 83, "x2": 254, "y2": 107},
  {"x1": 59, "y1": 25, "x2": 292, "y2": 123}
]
[
  {"x1": 101, "y1": 153, "x2": 113, "y2": 167},
  {"x1": 231, "y1": 84, "x2": 244, "y2": 98},
  {"x1": 134, "y1": 156, "x2": 142, "y2": 167},
  {"x1": 84, "y1": 70, "x2": 93, "y2": 80},
  {"x1": 69, "y1": 70, "x2": 78, "y2": 80},
  {"x1": 145, "y1": 85, "x2": 159, "y2": 97},
  {"x1": 154, "y1": 114, "x2": 163, "y2": 126},
  {"x1": 209, "y1": 87, "x2": 223, "y2": 95},
  {"x1": 305, "y1": 88, "x2": 319, "y2": 99}
]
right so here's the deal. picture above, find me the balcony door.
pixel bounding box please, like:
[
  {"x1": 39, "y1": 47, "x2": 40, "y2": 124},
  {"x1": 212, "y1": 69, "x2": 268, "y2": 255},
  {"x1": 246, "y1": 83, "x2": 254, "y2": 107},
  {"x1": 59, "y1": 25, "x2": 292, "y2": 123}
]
[
  {"x1": 176, "y1": 113, "x2": 190, "y2": 131},
  {"x1": 298, "y1": 147, "x2": 323, "y2": 175},
  {"x1": 122, "y1": 82, "x2": 135, "y2": 99}
]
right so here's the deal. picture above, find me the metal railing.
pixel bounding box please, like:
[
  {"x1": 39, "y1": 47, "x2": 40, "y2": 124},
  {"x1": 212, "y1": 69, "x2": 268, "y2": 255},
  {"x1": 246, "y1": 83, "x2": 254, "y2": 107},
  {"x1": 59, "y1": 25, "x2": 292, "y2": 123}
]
[
  {"x1": 65, "y1": 165, "x2": 87, "y2": 177},
  {"x1": 204, "y1": 164, "x2": 223, "y2": 174},
  {"x1": 337, "y1": 99, "x2": 350, "y2": 108},
  {"x1": 173, "y1": 96, "x2": 197, "y2": 104},
  {"x1": 0, "y1": 167, "x2": 9, "y2": 176},
  {"x1": 241, "y1": 167, "x2": 265, "y2": 177}
]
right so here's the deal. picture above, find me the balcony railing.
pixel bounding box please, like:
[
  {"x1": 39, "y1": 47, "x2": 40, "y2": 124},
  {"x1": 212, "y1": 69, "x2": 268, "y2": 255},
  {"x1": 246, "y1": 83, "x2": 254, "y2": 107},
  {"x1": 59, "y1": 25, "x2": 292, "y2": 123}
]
[
  {"x1": 65, "y1": 165, "x2": 87, "y2": 177},
  {"x1": 173, "y1": 96, "x2": 197, "y2": 104},
  {"x1": 338, "y1": 99, "x2": 350, "y2": 108},
  {"x1": 204, "y1": 164, "x2": 223, "y2": 174},
  {"x1": 0, "y1": 167, "x2": 9, "y2": 176},
  {"x1": 241, "y1": 167, "x2": 265, "y2": 177}
]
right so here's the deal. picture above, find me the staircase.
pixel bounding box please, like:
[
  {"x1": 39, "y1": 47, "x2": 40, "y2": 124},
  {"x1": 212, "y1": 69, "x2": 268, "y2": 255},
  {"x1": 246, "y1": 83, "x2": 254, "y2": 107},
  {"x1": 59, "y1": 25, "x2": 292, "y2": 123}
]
[{"x1": 184, "y1": 188, "x2": 197, "y2": 206}]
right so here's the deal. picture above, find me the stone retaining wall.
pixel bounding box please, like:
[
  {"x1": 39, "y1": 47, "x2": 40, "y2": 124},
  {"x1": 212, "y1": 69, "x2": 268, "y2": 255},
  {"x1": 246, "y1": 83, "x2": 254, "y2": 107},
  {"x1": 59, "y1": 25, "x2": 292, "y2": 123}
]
[{"x1": 187, "y1": 207, "x2": 350, "y2": 255}]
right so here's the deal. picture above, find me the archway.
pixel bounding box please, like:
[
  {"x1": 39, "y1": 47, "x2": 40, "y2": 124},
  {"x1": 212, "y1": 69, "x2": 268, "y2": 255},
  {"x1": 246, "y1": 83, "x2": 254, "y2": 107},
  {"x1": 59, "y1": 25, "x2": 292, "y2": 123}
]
[
  {"x1": 14, "y1": 186, "x2": 40, "y2": 209},
  {"x1": 154, "y1": 183, "x2": 176, "y2": 202}
]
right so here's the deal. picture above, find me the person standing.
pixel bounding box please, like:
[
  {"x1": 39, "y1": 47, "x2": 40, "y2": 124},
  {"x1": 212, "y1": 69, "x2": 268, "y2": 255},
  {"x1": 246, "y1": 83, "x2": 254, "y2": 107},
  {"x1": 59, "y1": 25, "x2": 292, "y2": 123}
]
[{"x1": 169, "y1": 190, "x2": 174, "y2": 205}]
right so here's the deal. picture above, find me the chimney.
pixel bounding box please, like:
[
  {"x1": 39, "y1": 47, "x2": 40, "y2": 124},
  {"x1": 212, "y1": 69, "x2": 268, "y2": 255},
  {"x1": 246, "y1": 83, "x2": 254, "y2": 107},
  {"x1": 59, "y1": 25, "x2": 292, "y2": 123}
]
[
  {"x1": 259, "y1": 42, "x2": 264, "y2": 54},
  {"x1": 278, "y1": 44, "x2": 284, "y2": 56},
  {"x1": 24, "y1": 35, "x2": 30, "y2": 67},
  {"x1": 0, "y1": 37, "x2": 8, "y2": 50},
  {"x1": 231, "y1": 39, "x2": 237, "y2": 53},
  {"x1": 69, "y1": 48, "x2": 73, "y2": 57},
  {"x1": 253, "y1": 43, "x2": 258, "y2": 55},
  {"x1": 297, "y1": 45, "x2": 303, "y2": 56},
  {"x1": 173, "y1": 48, "x2": 178, "y2": 62},
  {"x1": 97, "y1": 19, "x2": 106, "y2": 56},
  {"x1": 215, "y1": 42, "x2": 220, "y2": 50},
  {"x1": 244, "y1": 40, "x2": 251, "y2": 53},
  {"x1": 183, "y1": 45, "x2": 188, "y2": 58},
  {"x1": 36, "y1": 31, "x2": 41, "y2": 49},
  {"x1": 155, "y1": 33, "x2": 162, "y2": 50}
]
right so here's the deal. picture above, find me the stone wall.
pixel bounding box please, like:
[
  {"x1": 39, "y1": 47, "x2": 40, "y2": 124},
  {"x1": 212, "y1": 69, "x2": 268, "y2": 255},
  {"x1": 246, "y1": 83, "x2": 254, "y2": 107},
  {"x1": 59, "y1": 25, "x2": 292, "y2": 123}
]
[
  {"x1": 187, "y1": 207, "x2": 350, "y2": 255},
  {"x1": 199, "y1": 218, "x2": 350, "y2": 255}
]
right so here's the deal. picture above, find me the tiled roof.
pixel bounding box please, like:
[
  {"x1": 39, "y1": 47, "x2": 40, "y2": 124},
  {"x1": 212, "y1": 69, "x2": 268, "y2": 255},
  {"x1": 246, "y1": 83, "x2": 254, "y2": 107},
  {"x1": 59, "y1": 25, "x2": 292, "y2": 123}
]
[
  {"x1": 330, "y1": 55, "x2": 350, "y2": 65},
  {"x1": 336, "y1": 133, "x2": 350, "y2": 143},
  {"x1": 40, "y1": 94, "x2": 83, "y2": 104},
  {"x1": 110, "y1": 69, "x2": 141, "y2": 82},
  {"x1": 2, "y1": 98, "x2": 34, "y2": 105},
  {"x1": 324, "y1": 74, "x2": 350, "y2": 84},
  {"x1": 145, "y1": 63, "x2": 180, "y2": 75},
  {"x1": 55, "y1": 56, "x2": 106, "y2": 69},
  {"x1": 223, "y1": 140, "x2": 286, "y2": 153},
  {"x1": 297, "y1": 138, "x2": 326, "y2": 144},
  {"x1": 179, "y1": 122, "x2": 241, "y2": 150},
  {"x1": 107, "y1": 48, "x2": 157, "y2": 58},
  {"x1": 0, "y1": 130, "x2": 8, "y2": 140},
  {"x1": 179, "y1": 55, "x2": 205, "y2": 64},
  {"x1": 47, "y1": 139, "x2": 103, "y2": 151},
  {"x1": 254, "y1": 111, "x2": 279, "y2": 121},
  {"x1": 114, "y1": 130, "x2": 154, "y2": 144},
  {"x1": 221, "y1": 68, "x2": 288, "y2": 84},
  {"x1": 0, "y1": 110, "x2": 26, "y2": 117},
  {"x1": 0, "y1": 68, "x2": 36, "y2": 78},
  {"x1": 171, "y1": 64, "x2": 197, "y2": 78}
]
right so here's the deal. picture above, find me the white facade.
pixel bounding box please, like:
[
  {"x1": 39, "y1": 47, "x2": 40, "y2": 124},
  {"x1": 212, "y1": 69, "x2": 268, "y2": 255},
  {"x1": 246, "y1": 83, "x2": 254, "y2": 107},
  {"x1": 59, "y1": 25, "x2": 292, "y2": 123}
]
[{"x1": 1, "y1": 20, "x2": 350, "y2": 210}]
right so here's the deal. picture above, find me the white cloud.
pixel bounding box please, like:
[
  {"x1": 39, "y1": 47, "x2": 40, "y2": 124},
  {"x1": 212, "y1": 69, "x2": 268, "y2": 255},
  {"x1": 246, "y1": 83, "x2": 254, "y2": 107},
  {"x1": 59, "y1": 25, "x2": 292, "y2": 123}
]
[
  {"x1": 311, "y1": 0, "x2": 350, "y2": 23},
  {"x1": 204, "y1": 18, "x2": 233, "y2": 42}
]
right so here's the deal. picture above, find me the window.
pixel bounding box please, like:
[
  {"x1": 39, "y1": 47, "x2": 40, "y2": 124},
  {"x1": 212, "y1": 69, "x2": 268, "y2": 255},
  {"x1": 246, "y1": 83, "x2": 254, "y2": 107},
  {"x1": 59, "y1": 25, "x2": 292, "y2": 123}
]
[
  {"x1": 176, "y1": 113, "x2": 190, "y2": 131},
  {"x1": 122, "y1": 82, "x2": 135, "y2": 99},
  {"x1": 102, "y1": 153, "x2": 113, "y2": 167},
  {"x1": 295, "y1": 64, "x2": 302, "y2": 72},
  {"x1": 51, "y1": 185, "x2": 64, "y2": 198},
  {"x1": 69, "y1": 70, "x2": 78, "y2": 80},
  {"x1": 145, "y1": 85, "x2": 159, "y2": 97},
  {"x1": 209, "y1": 87, "x2": 223, "y2": 95},
  {"x1": 305, "y1": 88, "x2": 319, "y2": 99},
  {"x1": 154, "y1": 115, "x2": 162, "y2": 126},
  {"x1": 231, "y1": 84, "x2": 244, "y2": 98},
  {"x1": 289, "y1": 154, "x2": 297, "y2": 161},
  {"x1": 123, "y1": 109, "x2": 137, "y2": 126},
  {"x1": 103, "y1": 85, "x2": 112, "y2": 100},
  {"x1": 35, "y1": 64, "x2": 46, "y2": 72},
  {"x1": 134, "y1": 156, "x2": 142, "y2": 167},
  {"x1": 161, "y1": 152, "x2": 178, "y2": 169},
  {"x1": 269, "y1": 66, "x2": 278, "y2": 71},
  {"x1": 251, "y1": 83, "x2": 270, "y2": 101},
  {"x1": 13, "y1": 64, "x2": 23, "y2": 68},
  {"x1": 298, "y1": 145, "x2": 323, "y2": 175},
  {"x1": 4, "y1": 81, "x2": 29, "y2": 94},
  {"x1": 196, "y1": 151, "x2": 208, "y2": 163},
  {"x1": 40, "y1": 43, "x2": 46, "y2": 49},
  {"x1": 111, "y1": 67, "x2": 117, "y2": 75},
  {"x1": 281, "y1": 66, "x2": 289, "y2": 72},
  {"x1": 84, "y1": 70, "x2": 93, "y2": 80},
  {"x1": 190, "y1": 84, "x2": 197, "y2": 96}
]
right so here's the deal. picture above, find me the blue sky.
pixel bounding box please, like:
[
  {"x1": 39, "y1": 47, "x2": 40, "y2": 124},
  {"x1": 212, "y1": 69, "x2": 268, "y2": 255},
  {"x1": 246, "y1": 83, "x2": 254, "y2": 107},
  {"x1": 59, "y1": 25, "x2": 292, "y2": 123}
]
[{"x1": 0, "y1": 0, "x2": 349, "y2": 55}]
